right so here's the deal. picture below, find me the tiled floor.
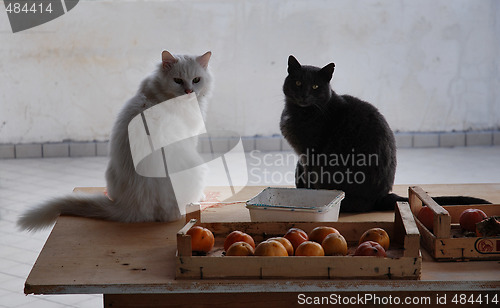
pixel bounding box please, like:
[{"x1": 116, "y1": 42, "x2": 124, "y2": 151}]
[
  {"x1": 1, "y1": 147, "x2": 500, "y2": 307},
  {"x1": 0, "y1": 158, "x2": 106, "y2": 308}
]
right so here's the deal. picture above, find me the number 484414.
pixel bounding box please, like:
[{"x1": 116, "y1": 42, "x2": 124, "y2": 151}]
[
  {"x1": 5, "y1": 2, "x2": 53, "y2": 14},
  {"x1": 452, "y1": 293, "x2": 498, "y2": 305}
]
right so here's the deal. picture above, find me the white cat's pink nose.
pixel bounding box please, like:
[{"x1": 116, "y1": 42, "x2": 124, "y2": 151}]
[{"x1": 185, "y1": 89, "x2": 193, "y2": 94}]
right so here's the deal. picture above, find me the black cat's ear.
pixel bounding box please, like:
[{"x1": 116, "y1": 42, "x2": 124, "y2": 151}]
[
  {"x1": 288, "y1": 55, "x2": 301, "y2": 74},
  {"x1": 162, "y1": 50, "x2": 178, "y2": 70},
  {"x1": 320, "y1": 63, "x2": 335, "y2": 81}
]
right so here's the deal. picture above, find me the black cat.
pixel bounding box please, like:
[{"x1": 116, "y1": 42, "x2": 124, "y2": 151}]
[{"x1": 280, "y1": 55, "x2": 488, "y2": 212}]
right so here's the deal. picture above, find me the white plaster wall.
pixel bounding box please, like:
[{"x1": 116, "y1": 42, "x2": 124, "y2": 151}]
[{"x1": 0, "y1": 0, "x2": 499, "y2": 144}]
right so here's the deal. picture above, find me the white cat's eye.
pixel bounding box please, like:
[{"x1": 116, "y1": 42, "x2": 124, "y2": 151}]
[
  {"x1": 174, "y1": 78, "x2": 184, "y2": 85},
  {"x1": 312, "y1": 85, "x2": 319, "y2": 89},
  {"x1": 193, "y1": 77, "x2": 201, "y2": 84},
  {"x1": 296, "y1": 81, "x2": 302, "y2": 86}
]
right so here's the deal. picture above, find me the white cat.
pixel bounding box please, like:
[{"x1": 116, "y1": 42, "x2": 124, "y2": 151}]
[{"x1": 18, "y1": 50, "x2": 213, "y2": 231}]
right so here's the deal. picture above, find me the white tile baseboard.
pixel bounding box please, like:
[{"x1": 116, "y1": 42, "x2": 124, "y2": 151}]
[{"x1": 1, "y1": 130, "x2": 499, "y2": 159}]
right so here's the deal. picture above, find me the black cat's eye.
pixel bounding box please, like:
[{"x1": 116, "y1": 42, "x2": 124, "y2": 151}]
[
  {"x1": 174, "y1": 78, "x2": 184, "y2": 85},
  {"x1": 295, "y1": 81, "x2": 302, "y2": 86},
  {"x1": 312, "y1": 85, "x2": 319, "y2": 90},
  {"x1": 193, "y1": 77, "x2": 201, "y2": 84}
]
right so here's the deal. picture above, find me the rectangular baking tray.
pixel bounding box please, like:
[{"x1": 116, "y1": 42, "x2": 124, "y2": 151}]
[{"x1": 245, "y1": 187, "x2": 344, "y2": 222}]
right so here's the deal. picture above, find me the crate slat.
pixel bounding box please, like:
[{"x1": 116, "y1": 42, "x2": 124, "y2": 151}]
[
  {"x1": 409, "y1": 186, "x2": 451, "y2": 238},
  {"x1": 176, "y1": 219, "x2": 197, "y2": 257},
  {"x1": 177, "y1": 255, "x2": 420, "y2": 279},
  {"x1": 395, "y1": 202, "x2": 420, "y2": 257}
]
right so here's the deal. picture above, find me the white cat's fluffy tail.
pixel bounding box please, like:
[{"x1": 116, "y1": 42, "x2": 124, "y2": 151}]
[{"x1": 17, "y1": 194, "x2": 113, "y2": 232}]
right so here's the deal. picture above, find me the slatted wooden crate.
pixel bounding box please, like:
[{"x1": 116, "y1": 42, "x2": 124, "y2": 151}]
[
  {"x1": 176, "y1": 202, "x2": 421, "y2": 280},
  {"x1": 409, "y1": 186, "x2": 500, "y2": 261}
]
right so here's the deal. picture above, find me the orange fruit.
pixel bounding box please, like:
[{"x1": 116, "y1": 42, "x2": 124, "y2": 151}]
[
  {"x1": 358, "y1": 228, "x2": 390, "y2": 251},
  {"x1": 254, "y1": 240, "x2": 288, "y2": 256},
  {"x1": 224, "y1": 231, "x2": 255, "y2": 251},
  {"x1": 354, "y1": 241, "x2": 387, "y2": 257},
  {"x1": 459, "y1": 209, "x2": 487, "y2": 232},
  {"x1": 308, "y1": 226, "x2": 340, "y2": 244},
  {"x1": 321, "y1": 233, "x2": 348, "y2": 256},
  {"x1": 295, "y1": 241, "x2": 325, "y2": 256},
  {"x1": 417, "y1": 206, "x2": 434, "y2": 231},
  {"x1": 284, "y1": 228, "x2": 308, "y2": 251},
  {"x1": 267, "y1": 237, "x2": 294, "y2": 256},
  {"x1": 186, "y1": 226, "x2": 214, "y2": 253},
  {"x1": 226, "y1": 242, "x2": 254, "y2": 256}
]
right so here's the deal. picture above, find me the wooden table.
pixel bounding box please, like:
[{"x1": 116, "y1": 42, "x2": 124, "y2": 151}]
[{"x1": 25, "y1": 184, "x2": 500, "y2": 307}]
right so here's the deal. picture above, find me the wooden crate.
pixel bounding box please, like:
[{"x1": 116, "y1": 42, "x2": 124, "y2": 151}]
[
  {"x1": 409, "y1": 186, "x2": 500, "y2": 261},
  {"x1": 176, "y1": 202, "x2": 421, "y2": 280}
]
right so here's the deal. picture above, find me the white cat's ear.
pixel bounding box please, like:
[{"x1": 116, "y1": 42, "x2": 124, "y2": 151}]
[
  {"x1": 196, "y1": 51, "x2": 212, "y2": 69},
  {"x1": 288, "y1": 55, "x2": 301, "y2": 74},
  {"x1": 162, "y1": 50, "x2": 178, "y2": 70},
  {"x1": 320, "y1": 63, "x2": 335, "y2": 81}
]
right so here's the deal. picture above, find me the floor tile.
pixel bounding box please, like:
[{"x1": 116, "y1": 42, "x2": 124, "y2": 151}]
[
  {"x1": 0, "y1": 290, "x2": 38, "y2": 308},
  {"x1": 74, "y1": 296, "x2": 104, "y2": 308},
  {"x1": 16, "y1": 297, "x2": 69, "y2": 308}
]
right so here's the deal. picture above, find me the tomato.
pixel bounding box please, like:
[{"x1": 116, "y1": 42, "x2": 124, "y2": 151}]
[
  {"x1": 321, "y1": 233, "x2": 348, "y2": 256},
  {"x1": 187, "y1": 226, "x2": 214, "y2": 253},
  {"x1": 224, "y1": 231, "x2": 255, "y2": 251},
  {"x1": 459, "y1": 209, "x2": 487, "y2": 232},
  {"x1": 226, "y1": 242, "x2": 254, "y2": 256},
  {"x1": 284, "y1": 228, "x2": 308, "y2": 251},
  {"x1": 267, "y1": 237, "x2": 294, "y2": 256},
  {"x1": 417, "y1": 206, "x2": 434, "y2": 231},
  {"x1": 308, "y1": 226, "x2": 339, "y2": 244},
  {"x1": 254, "y1": 240, "x2": 288, "y2": 256},
  {"x1": 358, "y1": 228, "x2": 390, "y2": 250},
  {"x1": 295, "y1": 241, "x2": 325, "y2": 256},
  {"x1": 354, "y1": 241, "x2": 387, "y2": 257}
]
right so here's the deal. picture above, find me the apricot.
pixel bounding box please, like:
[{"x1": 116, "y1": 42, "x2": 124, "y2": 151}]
[
  {"x1": 295, "y1": 241, "x2": 325, "y2": 256},
  {"x1": 226, "y1": 241, "x2": 255, "y2": 256},
  {"x1": 459, "y1": 209, "x2": 487, "y2": 232},
  {"x1": 417, "y1": 206, "x2": 434, "y2": 231},
  {"x1": 186, "y1": 226, "x2": 214, "y2": 253},
  {"x1": 224, "y1": 231, "x2": 255, "y2": 251},
  {"x1": 284, "y1": 228, "x2": 308, "y2": 251},
  {"x1": 308, "y1": 226, "x2": 339, "y2": 244},
  {"x1": 359, "y1": 228, "x2": 390, "y2": 251},
  {"x1": 254, "y1": 240, "x2": 288, "y2": 256},
  {"x1": 354, "y1": 241, "x2": 387, "y2": 257},
  {"x1": 267, "y1": 237, "x2": 294, "y2": 256},
  {"x1": 321, "y1": 233, "x2": 348, "y2": 256}
]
